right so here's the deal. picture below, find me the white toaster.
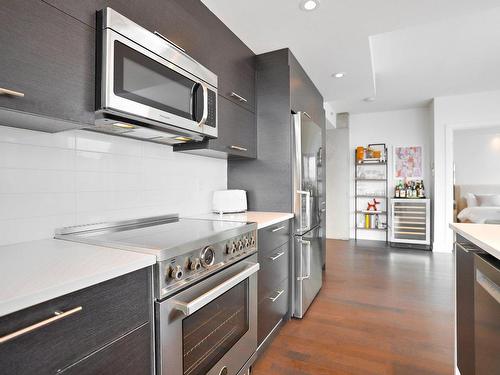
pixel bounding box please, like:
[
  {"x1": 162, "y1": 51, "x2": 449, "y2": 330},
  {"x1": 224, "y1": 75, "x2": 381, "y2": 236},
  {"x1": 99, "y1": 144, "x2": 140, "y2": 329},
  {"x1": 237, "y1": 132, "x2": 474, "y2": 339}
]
[{"x1": 212, "y1": 190, "x2": 247, "y2": 213}]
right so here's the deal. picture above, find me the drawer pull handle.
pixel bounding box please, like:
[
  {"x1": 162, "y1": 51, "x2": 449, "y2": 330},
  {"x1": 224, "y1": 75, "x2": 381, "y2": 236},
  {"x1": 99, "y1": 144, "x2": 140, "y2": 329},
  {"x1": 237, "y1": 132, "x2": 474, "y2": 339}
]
[
  {"x1": 269, "y1": 251, "x2": 285, "y2": 261},
  {"x1": 271, "y1": 225, "x2": 286, "y2": 233},
  {"x1": 268, "y1": 289, "x2": 285, "y2": 302},
  {"x1": 0, "y1": 87, "x2": 24, "y2": 98},
  {"x1": 229, "y1": 92, "x2": 248, "y2": 103},
  {"x1": 229, "y1": 145, "x2": 248, "y2": 152},
  {"x1": 0, "y1": 306, "x2": 82, "y2": 344}
]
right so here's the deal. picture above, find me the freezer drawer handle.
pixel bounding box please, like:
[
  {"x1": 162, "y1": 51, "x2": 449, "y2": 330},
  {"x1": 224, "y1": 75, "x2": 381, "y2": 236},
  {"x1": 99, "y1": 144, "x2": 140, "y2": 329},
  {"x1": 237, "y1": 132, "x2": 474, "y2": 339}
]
[
  {"x1": 297, "y1": 239, "x2": 311, "y2": 281},
  {"x1": 268, "y1": 289, "x2": 285, "y2": 302},
  {"x1": 0, "y1": 306, "x2": 82, "y2": 344},
  {"x1": 296, "y1": 190, "x2": 311, "y2": 232},
  {"x1": 269, "y1": 251, "x2": 285, "y2": 261},
  {"x1": 271, "y1": 225, "x2": 286, "y2": 233},
  {"x1": 172, "y1": 262, "x2": 260, "y2": 316},
  {"x1": 477, "y1": 269, "x2": 500, "y2": 304}
]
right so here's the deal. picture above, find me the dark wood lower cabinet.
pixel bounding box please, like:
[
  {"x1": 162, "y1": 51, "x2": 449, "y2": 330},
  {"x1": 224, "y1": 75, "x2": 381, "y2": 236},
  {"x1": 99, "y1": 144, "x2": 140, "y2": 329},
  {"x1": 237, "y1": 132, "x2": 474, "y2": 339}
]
[
  {"x1": 0, "y1": 268, "x2": 152, "y2": 375},
  {"x1": 257, "y1": 278, "x2": 289, "y2": 346},
  {"x1": 59, "y1": 323, "x2": 152, "y2": 375}
]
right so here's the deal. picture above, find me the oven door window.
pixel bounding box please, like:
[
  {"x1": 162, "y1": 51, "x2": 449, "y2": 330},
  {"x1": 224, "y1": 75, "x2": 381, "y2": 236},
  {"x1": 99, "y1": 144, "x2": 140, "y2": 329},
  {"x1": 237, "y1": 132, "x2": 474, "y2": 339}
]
[
  {"x1": 182, "y1": 279, "x2": 249, "y2": 375},
  {"x1": 113, "y1": 41, "x2": 200, "y2": 121}
]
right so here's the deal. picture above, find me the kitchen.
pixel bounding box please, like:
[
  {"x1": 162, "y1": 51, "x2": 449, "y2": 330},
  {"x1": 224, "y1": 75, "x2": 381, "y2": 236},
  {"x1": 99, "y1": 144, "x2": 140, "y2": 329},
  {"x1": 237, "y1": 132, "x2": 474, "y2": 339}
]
[{"x1": 0, "y1": 1, "x2": 499, "y2": 375}]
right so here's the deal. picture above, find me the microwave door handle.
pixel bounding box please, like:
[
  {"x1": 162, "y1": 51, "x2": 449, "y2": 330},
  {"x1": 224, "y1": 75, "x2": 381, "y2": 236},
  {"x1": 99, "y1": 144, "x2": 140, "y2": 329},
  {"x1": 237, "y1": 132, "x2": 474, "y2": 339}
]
[
  {"x1": 197, "y1": 83, "x2": 208, "y2": 127},
  {"x1": 172, "y1": 262, "x2": 260, "y2": 316}
]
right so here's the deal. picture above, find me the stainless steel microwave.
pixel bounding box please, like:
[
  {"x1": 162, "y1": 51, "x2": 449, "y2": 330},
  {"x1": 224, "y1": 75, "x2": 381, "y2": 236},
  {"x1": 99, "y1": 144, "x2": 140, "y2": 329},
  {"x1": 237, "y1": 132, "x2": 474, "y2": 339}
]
[{"x1": 94, "y1": 8, "x2": 217, "y2": 144}]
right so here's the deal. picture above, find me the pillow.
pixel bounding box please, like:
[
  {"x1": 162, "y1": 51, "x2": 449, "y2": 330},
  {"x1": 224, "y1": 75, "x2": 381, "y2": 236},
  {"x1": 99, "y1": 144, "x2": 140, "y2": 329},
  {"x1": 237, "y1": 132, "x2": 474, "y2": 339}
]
[
  {"x1": 476, "y1": 194, "x2": 500, "y2": 207},
  {"x1": 466, "y1": 193, "x2": 477, "y2": 208}
]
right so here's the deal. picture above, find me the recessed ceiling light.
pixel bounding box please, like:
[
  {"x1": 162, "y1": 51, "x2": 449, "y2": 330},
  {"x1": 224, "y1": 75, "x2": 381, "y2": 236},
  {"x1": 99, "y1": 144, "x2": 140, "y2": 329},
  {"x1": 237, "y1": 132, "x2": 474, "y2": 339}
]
[
  {"x1": 300, "y1": 0, "x2": 319, "y2": 11},
  {"x1": 333, "y1": 72, "x2": 345, "y2": 78},
  {"x1": 363, "y1": 97, "x2": 376, "y2": 102}
]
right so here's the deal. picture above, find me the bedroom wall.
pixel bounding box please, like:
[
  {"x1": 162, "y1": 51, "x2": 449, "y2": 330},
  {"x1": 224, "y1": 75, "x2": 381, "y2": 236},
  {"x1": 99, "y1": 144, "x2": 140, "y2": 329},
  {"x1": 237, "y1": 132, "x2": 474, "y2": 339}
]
[
  {"x1": 432, "y1": 89, "x2": 500, "y2": 252},
  {"x1": 349, "y1": 107, "x2": 433, "y2": 241},
  {"x1": 454, "y1": 126, "x2": 500, "y2": 185}
]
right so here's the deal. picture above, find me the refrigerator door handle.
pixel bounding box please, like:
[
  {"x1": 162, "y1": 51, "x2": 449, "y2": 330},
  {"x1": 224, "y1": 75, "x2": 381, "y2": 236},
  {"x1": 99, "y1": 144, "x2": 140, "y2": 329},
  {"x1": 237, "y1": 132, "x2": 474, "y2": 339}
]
[
  {"x1": 297, "y1": 239, "x2": 311, "y2": 281},
  {"x1": 297, "y1": 190, "x2": 311, "y2": 232}
]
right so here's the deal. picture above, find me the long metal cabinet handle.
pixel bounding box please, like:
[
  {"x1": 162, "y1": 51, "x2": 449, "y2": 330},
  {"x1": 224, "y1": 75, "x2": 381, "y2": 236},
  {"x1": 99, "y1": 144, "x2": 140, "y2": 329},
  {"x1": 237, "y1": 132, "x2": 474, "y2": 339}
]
[
  {"x1": 0, "y1": 306, "x2": 82, "y2": 344},
  {"x1": 268, "y1": 289, "x2": 285, "y2": 302},
  {"x1": 271, "y1": 225, "x2": 286, "y2": 233},
  {"x1": 229, "y1": 145, "x2": 248, "y2": 152},
  {"x1": 269, "y1": 251, "x2": 285, "y2": 261},
  {"x1": 302, "y1": 112, "x2": 311, "y2": 119},
  {"x1": 297, "y1": 190, "x2": 311, "y2": 232},
  {"x1": 173, "y1": 263, "x2": 260, "y2": 316},
  {"x1": 229, "y1": 92, "x2": 248, "y2": 103},
  {"x1": 0, "y1": 87, "x2": 25, "y2": 97},
  {"x1": 476, "y1": 269, "x2": 500, "y2": 304},
  {"x1": 153, "y1": 31, "x2": 186, "y2": 52},
  {"x1": 297, "y1": 239, "x2": 311, "y2": 281}
]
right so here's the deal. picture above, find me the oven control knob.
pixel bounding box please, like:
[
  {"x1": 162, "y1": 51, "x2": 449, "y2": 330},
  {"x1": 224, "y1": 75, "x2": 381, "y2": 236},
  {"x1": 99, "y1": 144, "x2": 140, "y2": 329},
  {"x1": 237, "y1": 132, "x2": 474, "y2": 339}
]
[
  {"x1": 237, "y1": 240, "x2": 244, "y2": 251},
  {"x1": 226, "y1": 243, "x2": 235, "y2": 254},
  {"x1": 201, "y1": 246, "x2": 215, "y2": 267},
  {"x1": 170, "y1": 265, "x2": 183, "y2": 280},
  {"x1": 190, "y1": 258, "x2": 202, "y2": 271},
  {"x1": 243, "y1": 237, "x2": 250, "y2": 248},
  {"x1": 250, "y1": 236, "x2": 256, "y2": 247}
]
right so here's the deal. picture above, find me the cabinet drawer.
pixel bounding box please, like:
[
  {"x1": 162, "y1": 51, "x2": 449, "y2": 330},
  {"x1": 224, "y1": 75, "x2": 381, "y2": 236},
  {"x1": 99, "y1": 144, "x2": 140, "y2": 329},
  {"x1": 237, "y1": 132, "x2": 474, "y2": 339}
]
[
  {"x1": 59, "y1": 323, "x2": 152, "y2": 375},
  {"x1": 0, "y1": 268, "x2": 152, "y2": 375},
  {"x1": 0, "y1": 0, "x2": 94, "y2": 127},
  {"x1": 257, "y1": 278, "x2": 288, "y2": 345},
  {"x1": 258, "y1": 241, "x2": 290, "y2": 298},
  {"x1": 258, "y1": 220, "x2": 291, "y2": 253}
]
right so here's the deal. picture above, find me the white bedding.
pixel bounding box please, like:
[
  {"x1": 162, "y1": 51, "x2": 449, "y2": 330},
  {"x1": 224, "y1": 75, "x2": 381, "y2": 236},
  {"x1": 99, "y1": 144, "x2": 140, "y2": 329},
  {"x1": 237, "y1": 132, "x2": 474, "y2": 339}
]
[{"x1": 457, "y1": 207, "x2": 500, "y2": 223}]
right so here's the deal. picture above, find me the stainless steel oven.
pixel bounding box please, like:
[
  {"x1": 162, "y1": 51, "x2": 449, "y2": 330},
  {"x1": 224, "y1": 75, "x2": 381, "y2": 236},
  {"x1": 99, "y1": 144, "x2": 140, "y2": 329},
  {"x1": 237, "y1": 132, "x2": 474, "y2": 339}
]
[
  {"x1": 95, "y1": 8, "x2": 217, "y2": 144},
  {"x1": 156, "y1": 255, "x2": 258, "y2": 375}
]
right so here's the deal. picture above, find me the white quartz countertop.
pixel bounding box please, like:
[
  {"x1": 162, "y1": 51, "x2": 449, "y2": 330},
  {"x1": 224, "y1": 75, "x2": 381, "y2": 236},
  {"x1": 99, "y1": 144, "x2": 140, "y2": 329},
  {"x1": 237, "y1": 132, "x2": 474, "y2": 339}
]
[
  {"x1": 0, "y1": 239, "x2": 156, "y2": 317},
  {"x1": 450, "y1": 223, "x2": 500, "y2": 260},
  {"x1": 187, "y1": 211, "x2": 294, "y2": 229}
]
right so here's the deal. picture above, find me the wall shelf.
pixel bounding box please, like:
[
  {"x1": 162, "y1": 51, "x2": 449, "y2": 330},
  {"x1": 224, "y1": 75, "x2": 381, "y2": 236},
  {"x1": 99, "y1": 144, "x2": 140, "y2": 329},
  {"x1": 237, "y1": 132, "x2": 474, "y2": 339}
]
[{"x1": 354, "y1": 143, "x2": 388, "y2": 243}]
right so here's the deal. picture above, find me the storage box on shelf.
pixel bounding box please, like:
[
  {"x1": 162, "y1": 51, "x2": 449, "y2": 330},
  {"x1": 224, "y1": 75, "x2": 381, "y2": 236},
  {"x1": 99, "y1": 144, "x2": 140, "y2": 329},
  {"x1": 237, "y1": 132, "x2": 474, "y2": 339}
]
[{"x1": 390, "y1": 198, "x2": 431, "y2": 249}]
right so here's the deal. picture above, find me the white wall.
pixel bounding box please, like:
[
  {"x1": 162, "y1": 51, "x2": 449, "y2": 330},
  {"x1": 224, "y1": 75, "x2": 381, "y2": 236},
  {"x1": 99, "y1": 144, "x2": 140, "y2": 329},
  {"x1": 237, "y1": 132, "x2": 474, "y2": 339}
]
[
  {"x1": 325, "y1": 127, "x2": 349, "y2": 239},
  {"x1": 349, "y1": 107, "x2": 432, "y2": 241},
  {"x1": 454, "y1": 126, "x2": 500, "y2": 185},
  {"x1": 0, "y1": 126, "x2": 227, "y2": 246},
  {"x1": 432, "y1": 90, "x2": 500, "y2": 252}
]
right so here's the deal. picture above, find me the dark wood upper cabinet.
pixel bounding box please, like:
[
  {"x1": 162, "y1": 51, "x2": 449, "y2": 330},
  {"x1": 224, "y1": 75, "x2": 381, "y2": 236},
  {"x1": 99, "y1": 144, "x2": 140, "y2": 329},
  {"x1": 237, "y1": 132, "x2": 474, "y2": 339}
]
[{"x1": 0, "y1": 0, "x2": 95, "y2": 130}]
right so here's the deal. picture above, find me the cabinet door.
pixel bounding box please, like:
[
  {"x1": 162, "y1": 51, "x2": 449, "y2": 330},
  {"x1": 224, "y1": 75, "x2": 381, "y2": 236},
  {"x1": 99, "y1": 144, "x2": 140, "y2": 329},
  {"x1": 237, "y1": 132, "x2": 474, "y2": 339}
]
[
  {"x1": 0, "y1": 0, "x2": 94, "y2": 127},
  {"x1": 210, "y1": 95, "x2": 256, "y2": 158},
  {"x1": 59, "y1": 323, "x2": 152, "y2": 375}
]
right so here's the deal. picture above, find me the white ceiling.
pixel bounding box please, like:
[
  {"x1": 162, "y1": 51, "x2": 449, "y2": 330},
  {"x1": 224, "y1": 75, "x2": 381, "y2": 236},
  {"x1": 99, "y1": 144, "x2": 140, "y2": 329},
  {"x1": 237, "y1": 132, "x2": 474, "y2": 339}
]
[{"x1": 201, "y1": 0, "x2": 500, "y2": 114}]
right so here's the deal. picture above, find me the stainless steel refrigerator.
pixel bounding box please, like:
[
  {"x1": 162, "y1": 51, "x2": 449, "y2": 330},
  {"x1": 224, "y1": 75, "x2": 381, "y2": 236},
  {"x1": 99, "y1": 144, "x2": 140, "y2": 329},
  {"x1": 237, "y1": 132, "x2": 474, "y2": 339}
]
[{"x1": 292, "y1": 112, "x2": 324, "y2": 318}]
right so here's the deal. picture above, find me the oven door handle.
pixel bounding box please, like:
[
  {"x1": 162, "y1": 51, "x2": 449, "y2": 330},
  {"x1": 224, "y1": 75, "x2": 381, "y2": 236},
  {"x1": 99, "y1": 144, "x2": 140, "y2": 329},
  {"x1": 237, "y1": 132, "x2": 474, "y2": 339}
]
[{"x1": 172, "y1": 262, "x2": 260, "y2": 316}]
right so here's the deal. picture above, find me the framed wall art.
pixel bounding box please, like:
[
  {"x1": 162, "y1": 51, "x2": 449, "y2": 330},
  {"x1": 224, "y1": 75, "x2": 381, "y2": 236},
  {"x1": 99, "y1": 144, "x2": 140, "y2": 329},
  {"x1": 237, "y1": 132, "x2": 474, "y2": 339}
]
[{"x1": 393, "y1": 145, "x2": 423, "y2": 179}]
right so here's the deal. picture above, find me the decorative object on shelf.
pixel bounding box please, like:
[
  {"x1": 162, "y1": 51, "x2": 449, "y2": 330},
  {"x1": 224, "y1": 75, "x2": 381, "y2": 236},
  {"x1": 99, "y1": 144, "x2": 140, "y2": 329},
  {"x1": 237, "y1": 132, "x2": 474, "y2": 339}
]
[
  {"x1": 366, "y1": 198, "x2": 380, "y2": 211},
  {"x1": 355, "y1": 144, "x2": 386, "y2": 164},
  {"x1": 394, "y1": 145, "x2": 423, "y2": 179}
]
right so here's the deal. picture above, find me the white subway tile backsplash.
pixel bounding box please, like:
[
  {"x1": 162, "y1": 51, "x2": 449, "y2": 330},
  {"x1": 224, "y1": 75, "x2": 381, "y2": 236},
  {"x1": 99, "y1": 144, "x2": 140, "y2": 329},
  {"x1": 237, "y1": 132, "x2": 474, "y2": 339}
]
[
  {"x1": 0, "y1": 143, "x2": 75, "y2": 170},
  {"x1": 0, "y1": 126, "x2": 227, "y2": 246},
  {"x1": 0, "y1": 126, "x2": 76, "y2": 149}
]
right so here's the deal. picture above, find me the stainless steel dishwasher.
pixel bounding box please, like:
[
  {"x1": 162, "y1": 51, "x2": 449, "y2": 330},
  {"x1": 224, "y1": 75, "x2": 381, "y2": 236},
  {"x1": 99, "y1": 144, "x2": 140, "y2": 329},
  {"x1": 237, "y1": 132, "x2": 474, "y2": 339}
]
[{"x1": 474, "y1": 253, "x2": 500, "y2": 375}]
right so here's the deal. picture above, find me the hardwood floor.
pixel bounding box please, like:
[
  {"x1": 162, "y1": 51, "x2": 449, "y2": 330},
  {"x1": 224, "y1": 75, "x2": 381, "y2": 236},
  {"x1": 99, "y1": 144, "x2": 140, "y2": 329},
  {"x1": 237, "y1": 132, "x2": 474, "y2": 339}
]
[{"x1": 251, "y1": 239, "x2": 455, "y2": 375}]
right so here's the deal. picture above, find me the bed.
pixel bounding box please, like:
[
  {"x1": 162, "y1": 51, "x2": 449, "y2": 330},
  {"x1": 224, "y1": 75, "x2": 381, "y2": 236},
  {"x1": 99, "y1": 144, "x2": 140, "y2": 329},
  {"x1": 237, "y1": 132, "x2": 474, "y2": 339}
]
[{"x1": 455, "y1": 185, "x2": 500, "y2": 224}]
